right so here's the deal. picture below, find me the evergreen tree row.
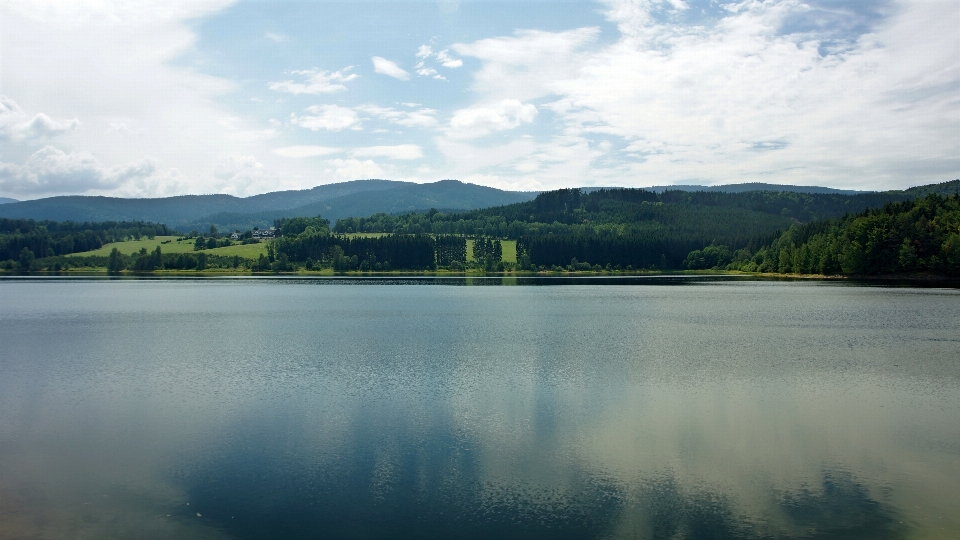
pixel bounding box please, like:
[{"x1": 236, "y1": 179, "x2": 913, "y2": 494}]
[
  {"x1": 436, "y1": 236, "x2": 468, "y2": 267},
  {"x1": 275, "y1": 233, "x2": 460, "y2": 270}
]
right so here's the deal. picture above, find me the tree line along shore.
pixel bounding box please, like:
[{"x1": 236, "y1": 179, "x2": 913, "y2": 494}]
[{"x1": 2, "y1": 182, "x2": 959, "y2": 277}]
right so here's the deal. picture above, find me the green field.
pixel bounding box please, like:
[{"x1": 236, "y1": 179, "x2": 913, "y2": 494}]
[
  {"x1": 466, "y1": 239, "x2": 516, "y2": 263},
  {"x1": 343, "y1": 232, "x2": 390, "y2": 239},
  {"x1": 69, "y1": 236, "x2": 269, "y2": 259},
  {"x1": 71, "y1": 235, "x2": 514, "y2": 264},
  {"x1": 345, "y1": 234, "x2": 515, "y2": 263}
]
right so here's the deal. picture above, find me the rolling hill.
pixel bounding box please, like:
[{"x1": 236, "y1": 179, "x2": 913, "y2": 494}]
[
  {"x1": 640, "y1": 183, "x2": 869, "y2": 195},
  {"x1": 0, "y1": 180, "x2": 537, "y2": 231}
]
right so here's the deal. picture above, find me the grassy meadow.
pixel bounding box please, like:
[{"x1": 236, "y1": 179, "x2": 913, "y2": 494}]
[
  {"x1": 466, "y1": 239, "x2": 516, "y2": 263},
  {"x1": 69, "y1": 236, "x2": 269, "y2": 259},
  {"x1": 65, "y1": 234, "x2": 517, "y2": 268}
]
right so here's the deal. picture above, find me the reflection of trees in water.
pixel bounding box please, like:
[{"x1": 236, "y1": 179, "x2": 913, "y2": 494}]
[
  {"x1": 171, "y1": 409, "x2": 903, "y2": 540},
  {"x1": 614, "y1": 470, "x2": 905, "y2": 540},
  {"x1": 175, "y1": 425, "x2": 906, "y2": 540},
  {"x1": 172, "y1": 436, "x2": 622, "y2": 540},
  {"x1": 771, "y1": 471, "x2": 905, "y2": 540}
]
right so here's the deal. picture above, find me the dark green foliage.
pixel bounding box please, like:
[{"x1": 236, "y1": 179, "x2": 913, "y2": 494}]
[
  {"x1": 471, "y1": 237, "x2": 502, "y2": 270},
  {"x1": 276, "y1": 233, "x2": 436, "y2": 270},
  {"x1": 328, "y1": 181, "x2": 960, "y2": 269},
  {"x1": 131, "y1": 246, "x2": 163, "y2": 271},
  {"x1": 0, "y1": 218, "x2": 172, "y2": 262},
  {"x1": 18, "y1": 247, "x2": 36, "y2": 271},
  {"x1": 22, "y1": 249, "x2": 248, "y2": 273},
  {"x1": 274, "y1": 215, "x2": 331, "y2": 237},
  {"x1": 684, "y1": 245, "x2": 733, "y2": 270},
  {"x1": 435, "y1": 235, "x2": 466, "y2": 267},
  {"x1": 728, "y1": 194, "x2": 960, "y2": 276},
  {"x1": 107, "y1": 247, "x2": 124, "y2": 274},
  {"x1": 193, "y1": 236, "x2": 232, "y2": 250}
]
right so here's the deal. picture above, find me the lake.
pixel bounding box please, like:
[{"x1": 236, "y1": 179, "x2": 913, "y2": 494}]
[{"x1": 1, "y1": 277, "x2": 958, "y2": 539}]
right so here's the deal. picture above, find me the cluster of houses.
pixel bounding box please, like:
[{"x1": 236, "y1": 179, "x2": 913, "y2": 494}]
[{"x1": 229, "y1": 227, "x2": 277, "y2": 240}]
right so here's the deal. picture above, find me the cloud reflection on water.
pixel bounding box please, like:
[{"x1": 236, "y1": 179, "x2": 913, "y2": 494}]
[{"x1": 1, "y1": 281, "x2": 958, "y2": 539}]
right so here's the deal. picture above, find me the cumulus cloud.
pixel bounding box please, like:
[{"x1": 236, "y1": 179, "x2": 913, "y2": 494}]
[
  {"x1": 290, "y1": 105, "x2": 361, "y2": 131},
  {"x1": 452, "y1": 28, "x2": 599, "y2": 102},
  {"x1": 273, "y1": 145, "x2": 342, "y2": 158},
  {"x1": 357, "y1": 105, "x2": 440, "y2": 128},
  {"x1": 448, "y1": 100, "x2": 538, "y2": 139},
  {"x1": 371, "y1": 56, "x2": 410, "y2": 80},
  {"x1": 322, "y1": 158, "x2": 384, "y2": 181},
  {"x1": 0, "y1": 146, "x2": 156, "y2": 196},
  {"x1": 208, "y1": 153, "x2": 275, "y2": 194},
  {"x1": 0, "y1": 95, "x2": 79, "y2": 141},
  {"x1": 352, "y1": 145, "x2": 423, "y2": 160},
  {"x1": 433, "y1": 137, "x2": 540, "y2": 182},
  {"x1": 0, "y1": 1, "x2": 302, "y2": 197},
  {"x1": 417, "y1": 66, "x2": 444, "y2": 79},
  {"x1": 445, "y1": 0, "x2": 960, "y2": 189},
  {"x1": 436, "y1": 49, "x2": 463, "y2": 68},
  {"x1": 268, "y1": 67, "x2": 358, "y2": 95},
  {"x1": 416, "y1": 45, "x2": 433, "y2": 59},
  {"x1": 413, "y1": 45, "x2": 461, "y2": 79}
]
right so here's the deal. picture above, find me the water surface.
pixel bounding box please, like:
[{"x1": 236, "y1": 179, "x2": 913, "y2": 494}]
[{"x1": 1, "y1": 278, "x2": 958, "y2": 539}]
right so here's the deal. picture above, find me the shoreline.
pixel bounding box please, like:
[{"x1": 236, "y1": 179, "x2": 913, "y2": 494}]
[{"x1": 1, "y1": 268, "x2": 958, "y2": 286}]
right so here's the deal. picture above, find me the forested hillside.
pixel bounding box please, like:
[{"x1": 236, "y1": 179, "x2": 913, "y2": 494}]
[
  {"x1": 334, "y1": 181, "x2": 960, "y2": 270},
  {"x1": 1, "y1": 219, "x2": 173, "y2": 270},
  {"x1": 0, "y1": 180, "x2": 536, "y2": 230},
  {"x1": 717, "y1": 194, "x2": 960, "y2": 276}
]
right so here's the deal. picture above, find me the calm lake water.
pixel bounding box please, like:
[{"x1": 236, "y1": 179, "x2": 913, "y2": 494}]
[{"x1": 1, "y1": 277, "x2": 959, "y2": 539}]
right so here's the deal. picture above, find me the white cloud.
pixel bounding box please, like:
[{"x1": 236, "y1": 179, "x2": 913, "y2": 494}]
[
  {"x1": 0, "y1": 145, "x2": 156, "y2": 196},
  {"x1": 357, "y1": 105, "x2": 440, "y2": 128},
  {"x1": 322, "y1": 158, "x2": 384, "y2": 181},
  {"x1": 436, "y1": 49, "x2": 463, "y2": 68},
  {"x1": 107, "y1": 122, "x2": 142, "y2": 136},
  {"x1": 268, "y1": 67, "x2": 358, "y2": 95},
  {"x1": 416, "y1": 66, "x2": 445, "y2": 80},
  {"x1": 0, "y1": 0, "x2": 300, "y2": 198},
  {"x1": 214, "y1": 153, "x2": 262, "y2": 180},
  {"x1": 0, "y1": 95, "x2": 79, "y2": 141},
  {"x1": 445, "y1": 0, "x2": 960, "y2": 190},
  {"x1": 416, "y1": 45, "x2": 433, "y2": 59},
  {"x1": 273, "y1": 145, "x2": 342, "y2": 158},
  {"x1": 352, "y1": 145, "x2": 423, "y2": 160},
  {"x1": 452, "y1": 28, "x2": 599, "y2": 102},
  {"x1": 290, "y1": 105, "x2": 361, "y2": 131},
  {"x1": 371, "y1": 56, "x2": 410, "y2": 80},
  {"x1": 448, "y1": 100, "x2": 538, "y2": 139},
  {"x1": 413, "y1": 45, "x2": 461, "y2": 78},
  {"x1": 264, "y1": 32, "x2": 286, "y2": 42}
]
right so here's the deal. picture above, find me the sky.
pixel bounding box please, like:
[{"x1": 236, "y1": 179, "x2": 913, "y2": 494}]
[{"x1": 0, "y1": 0, "x2": 957, "y2": 200}]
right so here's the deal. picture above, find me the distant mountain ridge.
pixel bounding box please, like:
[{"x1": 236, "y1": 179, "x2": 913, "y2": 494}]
[
  {"x1": 642, "y1": 183, "x2": 870, "y2": 195},
  {"x1": 0, "y1": 180, "x2": 537, "y2": 231},
  {"x1": 3, "y1": 179, "x2": 956, "y2": 232}
]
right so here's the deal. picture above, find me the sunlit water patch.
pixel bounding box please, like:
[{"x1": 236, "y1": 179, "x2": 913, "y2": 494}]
[{"x1": 1, "y1": 279, "x2": 958, "y2": 539}]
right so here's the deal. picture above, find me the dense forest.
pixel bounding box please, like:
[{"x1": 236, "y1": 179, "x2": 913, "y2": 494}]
[
  {"x1": 0, "y1": 219, "x2": 173, "y2": 269},
  {"x1": 334, "y1": 182, "x2": 960, "y2": 270},
  {"x1": 711, "y1": 194, "x2": 960, "y2": 276},
  {"x1": 4, "y1": 181, "x2": 958, "y2": 276},
  {"x1": 274, "y1": 229, "x2": 467, "y2": 271}
]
